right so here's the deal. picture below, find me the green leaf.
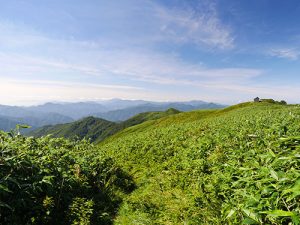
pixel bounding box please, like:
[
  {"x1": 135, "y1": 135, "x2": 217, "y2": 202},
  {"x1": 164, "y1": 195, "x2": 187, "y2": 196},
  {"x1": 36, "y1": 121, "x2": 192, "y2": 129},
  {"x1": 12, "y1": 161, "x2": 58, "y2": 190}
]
[
  {"x1": 292, "y1": 215, "x2": 300, "y2": 225},
  {"x1": 5, "y1": 177, "x2": 21, "y2": 188},
  {"x1": 242, "y1": 217, "x2": 260, "y2": 224},
  {"x1": 40, "y1": 176, "x2": 54, "y2": 186},
  {"x1": 269, "y1": 169, "x2": 279, "y2": 181},
  {"x1": 16, "y1": 124, "x2": 31, "y2": 129},
  {"x1": 262, "y1": 210, "x2": 295, "y2": 217},
  {"x1": 283, "y1": 179, "x2": 300, "y2": 201},
  {"x1": 242, "y1": 209, "x2": 261, "y2": 224},
  {"x1": 0, "y1": 184, "x2": 12, "y2": 193},
  {"x1": 0, "y1": 201, "x2": 12, "y2": 210},
  {"x1": 268, "y1": 149, "x2": 276, "y2": 157},
  {"x1": 226, "y1": 209, "x2": 235, "y2": 219}
]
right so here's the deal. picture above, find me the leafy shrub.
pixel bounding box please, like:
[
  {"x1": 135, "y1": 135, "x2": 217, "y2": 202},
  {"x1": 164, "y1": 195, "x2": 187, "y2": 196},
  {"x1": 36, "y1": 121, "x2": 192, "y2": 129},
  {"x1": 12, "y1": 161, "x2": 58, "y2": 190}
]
[
  {"x1": 68, "y1": 197, "x2": 94, "y2": 225},
  {"x1": 0, "y1": 131, "x2": 135, "y2": 225},
  {"x1": 280, "y1": 100, "x2": 287, "y2": 105}
]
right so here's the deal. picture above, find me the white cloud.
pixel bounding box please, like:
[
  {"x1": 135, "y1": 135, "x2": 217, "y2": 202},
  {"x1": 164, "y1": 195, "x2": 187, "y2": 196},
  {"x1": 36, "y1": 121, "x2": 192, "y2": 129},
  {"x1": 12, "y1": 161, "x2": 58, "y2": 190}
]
[
  {"x1": 268, "y1": 48, "x2": 299, "y2": 60},
  {"x1": 0, "y1": 19, "x2": 253, "y2": 87},
  {"x1": 0, "y1": 19, "x2": 260, "y2": 106},
  {"x1": 0, "y1": 49, "x2": 262, "y2": 89},
  {"x1": 154, "y1": 1, "x2": 234, "y2": 49},
  {"x1": 2, "y1": 9, "x2": 287, "y2": 106}
]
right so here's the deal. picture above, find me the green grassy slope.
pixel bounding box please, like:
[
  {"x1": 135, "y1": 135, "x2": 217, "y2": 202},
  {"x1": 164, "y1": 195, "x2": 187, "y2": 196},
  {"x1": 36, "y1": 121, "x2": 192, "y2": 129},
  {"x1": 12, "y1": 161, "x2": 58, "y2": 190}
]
[
  {"x1": 99, "y1": 102, "x2": 300, "y2": 224},
  {"x1": 28, "y1": 108, "x2": 181, "y2": 143}
]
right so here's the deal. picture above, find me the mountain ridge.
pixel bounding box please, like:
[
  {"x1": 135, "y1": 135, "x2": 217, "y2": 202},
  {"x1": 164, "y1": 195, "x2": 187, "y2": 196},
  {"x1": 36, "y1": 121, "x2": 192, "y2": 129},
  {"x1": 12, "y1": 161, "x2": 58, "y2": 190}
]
[
  {"x1": 28, "y1": 108, "x2": 181, "y2": 142},
  {"x1": 0, "y1": 99, "x2": 225, "y2": 131}
]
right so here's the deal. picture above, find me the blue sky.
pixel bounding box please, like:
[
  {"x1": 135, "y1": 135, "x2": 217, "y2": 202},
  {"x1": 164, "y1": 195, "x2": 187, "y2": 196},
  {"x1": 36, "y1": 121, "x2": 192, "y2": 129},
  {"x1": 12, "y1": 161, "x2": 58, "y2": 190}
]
[{"x1": 0, "y1": 0, "x2": 300, "y2": 105}]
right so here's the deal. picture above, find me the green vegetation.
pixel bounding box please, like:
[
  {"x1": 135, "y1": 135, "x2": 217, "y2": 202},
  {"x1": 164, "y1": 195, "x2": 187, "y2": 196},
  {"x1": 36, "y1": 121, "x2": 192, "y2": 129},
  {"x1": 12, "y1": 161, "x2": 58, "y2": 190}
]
[
  {"x1": 2, "y1": 102, "x2": 300, "y2": 224},
  {"x1": 0, "y1": 129, "x2": 135, "y2": 225},
  {"x1": 28, "y1": 108, "x2": 181, "y2": 143},
  {"x1": 260, "y1": 98, "x2": 287, "y2": 105},
  {"x1": 99, "y1": 102, "x2": 300, "y2": 224},
  {"x1": 28, "y1": 117, "x2": 116, "y2": 143}
]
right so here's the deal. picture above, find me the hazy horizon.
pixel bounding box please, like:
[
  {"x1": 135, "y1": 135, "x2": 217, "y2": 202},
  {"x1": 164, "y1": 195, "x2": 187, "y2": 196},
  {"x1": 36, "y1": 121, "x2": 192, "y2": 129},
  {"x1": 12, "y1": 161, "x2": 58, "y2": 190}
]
[
  {"x1": 0, "y1": 98, "x2": 226, "y2": 107},
  {"x1": 1, "y1": 0, "x2": 300, "y2": 105}
]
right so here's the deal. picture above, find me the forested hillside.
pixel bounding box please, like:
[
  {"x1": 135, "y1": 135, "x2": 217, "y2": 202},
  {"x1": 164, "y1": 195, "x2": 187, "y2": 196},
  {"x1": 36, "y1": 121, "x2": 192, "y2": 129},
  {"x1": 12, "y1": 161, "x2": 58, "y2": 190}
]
[
  {"x1": 28, "y1": 117, "x2": 116, "y2": 142},
  {"x1": 2, "y1": 102, "x2": 300, "y2": 224},
  {"x1": 28, "y1": 108, "x2": 180, "y2": 143}
]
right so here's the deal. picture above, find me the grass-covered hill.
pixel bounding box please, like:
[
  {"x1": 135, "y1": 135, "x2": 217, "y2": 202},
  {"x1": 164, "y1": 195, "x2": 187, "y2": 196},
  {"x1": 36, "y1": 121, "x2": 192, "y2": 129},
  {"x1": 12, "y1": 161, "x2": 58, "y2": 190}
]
[
  {"x1": 99, "y1": 102, "x2": 300, "y2": 224},
  {"x1": 2, "y1": 101, "x2": 300, "y2": 224},
  {"x1": 28, "y1": 108, "x2": 181, "y2": 143}
]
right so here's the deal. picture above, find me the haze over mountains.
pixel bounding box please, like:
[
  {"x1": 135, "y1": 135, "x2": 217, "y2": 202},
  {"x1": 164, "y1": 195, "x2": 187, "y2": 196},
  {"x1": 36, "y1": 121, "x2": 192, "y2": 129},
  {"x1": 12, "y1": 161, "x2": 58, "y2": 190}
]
[{"x1": 0, "y1": 99, "x2": 224, "y2": 132}]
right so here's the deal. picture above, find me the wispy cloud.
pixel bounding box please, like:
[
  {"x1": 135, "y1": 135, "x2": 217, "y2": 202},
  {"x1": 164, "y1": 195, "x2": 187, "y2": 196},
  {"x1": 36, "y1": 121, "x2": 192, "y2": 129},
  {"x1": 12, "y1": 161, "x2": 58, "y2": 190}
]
[
  {"x1": 154, "y1": 1, "x2": 234, "y2": 49},
  {"x1": 3, "y1": 1, "x2": 298, "y2": 105},
  {"x1": 0, "y1": 48, "x2": 262, "y2": 88},
  {"x1": 0, "y1": 18, "x2": 259, "y2": 105},
  {"x1": 268, "y1": 48, "x2": 299, "y2": 60},
  {"x1": 0, "y1": 19, "x2": 252, "y2": 86}
]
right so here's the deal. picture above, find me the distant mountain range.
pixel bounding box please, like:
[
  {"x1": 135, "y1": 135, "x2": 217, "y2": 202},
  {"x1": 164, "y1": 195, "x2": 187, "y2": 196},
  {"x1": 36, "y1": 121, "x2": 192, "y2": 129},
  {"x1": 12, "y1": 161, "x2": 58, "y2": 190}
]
[
  {"x1": 95, "y1": 101, "x2": 224, "y2": 121},
  {"x1": 0, "y1": 104, "x2": 73, "y2": 132},
  {"x1": 0, "y1": 99, "x2": 225, "y2": 132}
]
